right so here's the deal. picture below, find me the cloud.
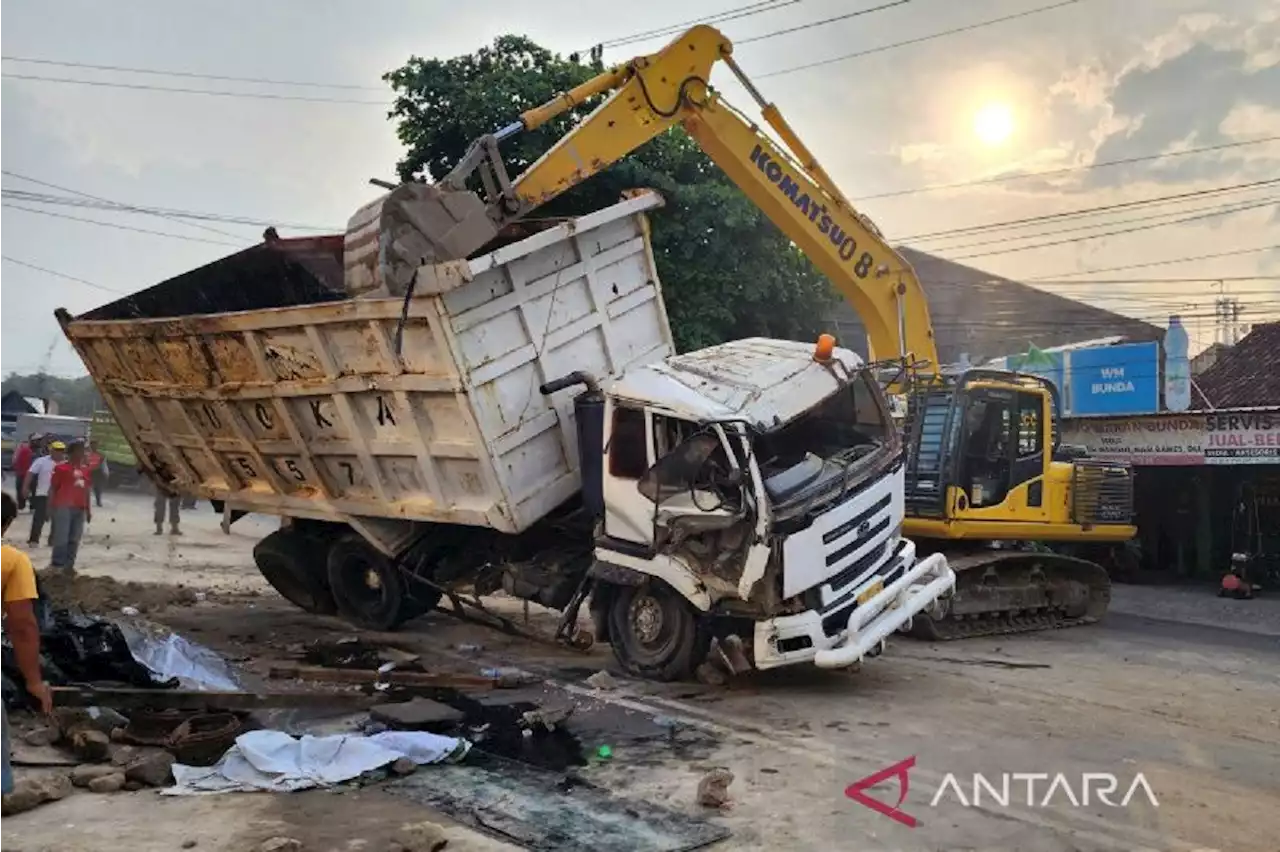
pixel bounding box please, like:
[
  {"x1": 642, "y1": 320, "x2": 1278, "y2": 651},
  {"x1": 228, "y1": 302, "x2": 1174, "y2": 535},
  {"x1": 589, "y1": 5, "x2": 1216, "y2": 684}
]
[
  {"x1": 1081, "y1": 14, "x2": 1280, "y2": 187},
  {"x1": 894, "y1": 143, "x2": 948, "y2": 165}
]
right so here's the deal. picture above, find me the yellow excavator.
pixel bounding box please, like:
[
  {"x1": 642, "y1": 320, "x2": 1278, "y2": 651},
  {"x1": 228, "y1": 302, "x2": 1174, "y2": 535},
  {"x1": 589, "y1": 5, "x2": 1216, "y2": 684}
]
[{"x1": 361, "y1": 24, "x2": 1136, "y2": 639}]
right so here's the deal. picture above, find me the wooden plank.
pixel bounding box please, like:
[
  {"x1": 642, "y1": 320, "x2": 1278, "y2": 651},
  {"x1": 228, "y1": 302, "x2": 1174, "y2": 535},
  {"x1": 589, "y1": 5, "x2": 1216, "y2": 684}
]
[
  {"x1": 268, "y1": 665, "x2": 497, "y2": 690},
  {"x1": 51, "y1": 686, "x2": 379, "y2": 711}
]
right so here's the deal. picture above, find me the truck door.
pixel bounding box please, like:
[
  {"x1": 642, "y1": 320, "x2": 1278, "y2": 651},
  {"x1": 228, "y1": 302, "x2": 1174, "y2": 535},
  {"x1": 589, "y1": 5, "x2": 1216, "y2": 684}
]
[{"x1": 601, "y1": 401, "x2": 656, "y2": 547}]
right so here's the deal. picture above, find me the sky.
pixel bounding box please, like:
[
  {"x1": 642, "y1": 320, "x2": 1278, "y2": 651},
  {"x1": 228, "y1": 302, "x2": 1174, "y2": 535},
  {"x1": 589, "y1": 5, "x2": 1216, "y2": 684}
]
[{"x1": 2, "y1": 0, "x2": 1278, "y2": 376}]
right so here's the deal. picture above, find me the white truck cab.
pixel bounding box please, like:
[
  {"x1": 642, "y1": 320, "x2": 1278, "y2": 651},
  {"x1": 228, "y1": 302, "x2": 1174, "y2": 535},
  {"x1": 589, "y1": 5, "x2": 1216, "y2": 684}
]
[{"x1": 550, "y1": 337, "x2": 955, "y2": 677}]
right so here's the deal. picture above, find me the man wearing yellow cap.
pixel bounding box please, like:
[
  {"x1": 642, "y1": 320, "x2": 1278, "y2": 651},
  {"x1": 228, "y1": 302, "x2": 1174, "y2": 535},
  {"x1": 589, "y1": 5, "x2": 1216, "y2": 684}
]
[{"x1": 21, "y1": 440, "x2": 65, "y2": 547}]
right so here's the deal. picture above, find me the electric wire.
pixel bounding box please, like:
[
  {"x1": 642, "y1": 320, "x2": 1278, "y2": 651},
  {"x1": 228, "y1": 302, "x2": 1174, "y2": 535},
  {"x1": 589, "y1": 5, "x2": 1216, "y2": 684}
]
[
  {"x1": 854, "y1": 135, "x2": 1280, "y2": 201},
  {"x1": 758, "y1": 0, "x2": 1086, "y2": 78},
  {"x1": 898, "y1": 178, "x2": 1280, "y2": 242},
  {"x1": 737, "y1": 0, "x2": 913, "y2": 44},
  {"x1": 1, "y1": 55, "x2": 386, "y2": 91},
  {"x1": 940, "y1": 200, "x2": 1280, "y2": 260},
  {"x1": 920, "y1": 195, "x2": 1280, "y2": 256},
  {"x1": 0, "y1": 73, "x2": 394, "y2": 105},
  {"x1": 2, "y1": 255, "x2": 126, "y2": 294},
  {"x1": 589, "y1": 0, "x2": 800, "y2": 51},
  {"x1": 3, "y1": 203, "x2": 244, "y2": 247},
  {"x1": 3, "y1": 169, "x2": 250, "y2": 240}
]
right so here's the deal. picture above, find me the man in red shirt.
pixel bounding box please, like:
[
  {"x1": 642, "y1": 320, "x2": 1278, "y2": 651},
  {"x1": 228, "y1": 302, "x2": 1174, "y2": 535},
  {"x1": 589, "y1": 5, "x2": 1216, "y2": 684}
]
[
  {"x1": 49, "y1": 441, "x2": 92, "y2": 572},
  {"x1": 11, "y1": 436, "x2": 36, "y2": 511}
]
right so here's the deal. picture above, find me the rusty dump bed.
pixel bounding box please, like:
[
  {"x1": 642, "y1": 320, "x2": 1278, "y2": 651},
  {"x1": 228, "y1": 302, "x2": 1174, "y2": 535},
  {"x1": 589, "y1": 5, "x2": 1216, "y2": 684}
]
[{"x1": 59, "y1": 192, "x2": 674, "y2": 535}]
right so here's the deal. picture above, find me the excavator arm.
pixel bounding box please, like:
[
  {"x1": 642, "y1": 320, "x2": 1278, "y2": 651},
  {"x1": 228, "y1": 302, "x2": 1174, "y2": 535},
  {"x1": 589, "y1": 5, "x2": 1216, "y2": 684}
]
[{"x1": 357, "y1": 25, "x2": 937, "y2": 371}]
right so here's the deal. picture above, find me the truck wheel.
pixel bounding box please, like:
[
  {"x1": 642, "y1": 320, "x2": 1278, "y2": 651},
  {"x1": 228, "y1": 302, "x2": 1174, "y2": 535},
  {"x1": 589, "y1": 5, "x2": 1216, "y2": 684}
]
[
  {"x1": 606, "y1": 581, "x2": 709, "y2": 681},
  {"x1": 253, "y1": 529, "x2": 337, "y2": 615},
  {"x1": 327, "y1": 534, "x2": 414, "y2": 631}
]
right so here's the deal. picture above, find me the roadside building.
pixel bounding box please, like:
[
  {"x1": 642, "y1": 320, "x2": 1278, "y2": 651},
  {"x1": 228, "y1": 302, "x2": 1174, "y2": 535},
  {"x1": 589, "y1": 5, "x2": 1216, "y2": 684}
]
[
  {"x1": 823, "y1": 247, "x2": 1161, "y2": 364},
  {"x1": 1062, "y1": 323, "x2": 1280, "y2": 582}
]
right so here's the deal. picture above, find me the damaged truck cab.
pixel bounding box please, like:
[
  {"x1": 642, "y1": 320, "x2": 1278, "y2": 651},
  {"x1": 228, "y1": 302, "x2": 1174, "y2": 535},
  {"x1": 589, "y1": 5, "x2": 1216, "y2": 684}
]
[{"x1": 552, "y1": 337, "x2": 953, "y2": 677}]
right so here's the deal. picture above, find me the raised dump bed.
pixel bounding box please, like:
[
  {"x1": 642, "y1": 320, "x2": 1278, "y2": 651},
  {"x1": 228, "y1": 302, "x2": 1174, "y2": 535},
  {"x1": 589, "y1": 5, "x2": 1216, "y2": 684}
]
[{"x1": 59, "y1": 192, "x2": 674, "y2": 536}]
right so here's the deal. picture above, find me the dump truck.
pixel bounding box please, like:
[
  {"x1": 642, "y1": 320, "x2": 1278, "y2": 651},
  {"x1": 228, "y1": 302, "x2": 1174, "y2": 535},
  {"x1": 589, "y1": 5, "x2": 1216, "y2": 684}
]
[{"x1": 58, "y1": 191, "x2": 954, "y2": 680}]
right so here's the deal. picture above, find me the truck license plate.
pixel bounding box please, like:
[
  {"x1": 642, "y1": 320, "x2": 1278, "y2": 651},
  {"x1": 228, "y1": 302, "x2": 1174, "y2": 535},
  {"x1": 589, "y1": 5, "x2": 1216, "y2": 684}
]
[{"x1": 856, "y1": 580, "x2": 884, "y2": 605}]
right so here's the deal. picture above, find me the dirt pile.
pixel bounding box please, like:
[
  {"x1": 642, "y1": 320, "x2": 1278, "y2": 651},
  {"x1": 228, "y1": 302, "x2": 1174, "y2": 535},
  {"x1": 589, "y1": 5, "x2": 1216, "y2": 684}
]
[{"x1": 38, "y1": 571, "x2": 202, "y2": 615}]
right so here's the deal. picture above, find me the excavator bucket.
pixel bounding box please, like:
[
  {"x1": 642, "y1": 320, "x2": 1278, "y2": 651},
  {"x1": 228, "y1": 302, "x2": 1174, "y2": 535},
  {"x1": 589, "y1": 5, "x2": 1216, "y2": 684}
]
[{"x1": 343, "y1": 183, "x2": 500, "y2": 298}]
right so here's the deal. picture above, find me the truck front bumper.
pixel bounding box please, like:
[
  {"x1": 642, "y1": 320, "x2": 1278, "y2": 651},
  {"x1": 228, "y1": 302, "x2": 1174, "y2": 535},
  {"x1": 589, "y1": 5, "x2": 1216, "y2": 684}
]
[{"x1": 752, "y1": 550, "x2": 955, "y2": 671}]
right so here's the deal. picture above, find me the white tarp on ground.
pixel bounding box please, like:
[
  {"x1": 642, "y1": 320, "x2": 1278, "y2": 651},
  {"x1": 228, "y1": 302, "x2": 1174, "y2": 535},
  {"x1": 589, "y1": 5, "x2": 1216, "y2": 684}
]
[{"x1": 168, "y1": 730, "x2": 470, "y2": 794}]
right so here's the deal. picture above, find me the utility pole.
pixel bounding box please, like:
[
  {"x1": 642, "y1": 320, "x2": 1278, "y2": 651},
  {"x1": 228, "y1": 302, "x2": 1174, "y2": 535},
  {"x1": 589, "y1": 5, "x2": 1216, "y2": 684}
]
[{"x1": 1212, "y1": 280, "x2": 1243, "y2": 345}]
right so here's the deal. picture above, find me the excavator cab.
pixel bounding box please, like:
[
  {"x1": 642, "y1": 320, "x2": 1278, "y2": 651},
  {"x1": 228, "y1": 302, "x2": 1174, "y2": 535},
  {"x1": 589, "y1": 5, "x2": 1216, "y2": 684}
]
[
  {"x1": 904, "y1": 370, "x2": 1134, "y2": 538},
  {"x1": 952, "y1": 377, "x2": 1052, "y2": 517}
]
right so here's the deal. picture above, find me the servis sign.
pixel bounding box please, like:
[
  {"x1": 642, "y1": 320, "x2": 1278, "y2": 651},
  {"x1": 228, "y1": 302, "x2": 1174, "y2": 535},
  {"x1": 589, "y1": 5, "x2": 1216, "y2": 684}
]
[{"x1": 846, "y1": 757, "x2": 1159, "y2": 828}]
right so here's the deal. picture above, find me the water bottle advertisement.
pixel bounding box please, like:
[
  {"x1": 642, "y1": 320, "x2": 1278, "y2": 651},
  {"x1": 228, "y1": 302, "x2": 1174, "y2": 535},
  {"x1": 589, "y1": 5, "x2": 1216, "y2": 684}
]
[{"x1": 1163, "y1": 316, "x2": 1192, "y2": 412}]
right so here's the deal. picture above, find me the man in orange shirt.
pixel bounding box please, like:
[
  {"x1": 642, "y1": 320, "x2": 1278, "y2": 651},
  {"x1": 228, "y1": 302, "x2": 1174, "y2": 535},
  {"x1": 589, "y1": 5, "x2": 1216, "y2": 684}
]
[
  {"x1": 3, "y1": 492, "x2": 53, "y2": 794},
  {"x1": 49, "y1": 442, "x2": 92, "y2": 572},
  {"x1": 86, "y1": 440, "x2": 110, "y2": 508}
]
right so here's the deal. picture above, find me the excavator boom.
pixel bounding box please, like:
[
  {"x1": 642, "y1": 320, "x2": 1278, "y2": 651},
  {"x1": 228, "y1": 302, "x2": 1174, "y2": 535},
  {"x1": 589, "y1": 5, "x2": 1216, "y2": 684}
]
[{"x1": 356, "y1": 25, "x2": 938, "y2": 373}]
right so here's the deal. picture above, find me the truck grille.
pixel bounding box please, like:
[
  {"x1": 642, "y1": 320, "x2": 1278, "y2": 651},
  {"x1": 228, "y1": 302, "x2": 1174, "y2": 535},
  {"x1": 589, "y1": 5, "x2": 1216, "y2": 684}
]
[{"x1": 780, "y1": 459, "x2": 904, "y2": 603}]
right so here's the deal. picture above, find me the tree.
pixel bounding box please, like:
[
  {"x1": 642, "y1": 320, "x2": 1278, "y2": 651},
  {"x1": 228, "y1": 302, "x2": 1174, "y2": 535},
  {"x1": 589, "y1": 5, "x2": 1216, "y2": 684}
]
[
  {"x1": 384, "y1": 36, "x2": 835, "y2": 352},
  {"x1": 1, "y1": 373, "x2": 102, "y2": 417}
]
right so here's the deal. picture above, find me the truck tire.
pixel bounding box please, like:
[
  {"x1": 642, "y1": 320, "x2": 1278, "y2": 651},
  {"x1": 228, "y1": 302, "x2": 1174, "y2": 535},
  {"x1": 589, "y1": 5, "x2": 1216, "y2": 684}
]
[
  {"x1": 253, "y1": 529, "x2": 337, "y2": 615},
  {"x1": 606, "y1": 581, "x2": 709, "y2": 681},
  {"x1": 326, "y1": 534, "x2": 440, "y2": 630}
]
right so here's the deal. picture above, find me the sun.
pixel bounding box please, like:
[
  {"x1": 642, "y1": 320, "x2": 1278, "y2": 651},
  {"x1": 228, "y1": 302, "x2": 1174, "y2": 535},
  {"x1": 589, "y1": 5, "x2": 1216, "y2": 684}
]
[{"x1": 973, "y1": 102, "x2": 1014, "y2": 146}]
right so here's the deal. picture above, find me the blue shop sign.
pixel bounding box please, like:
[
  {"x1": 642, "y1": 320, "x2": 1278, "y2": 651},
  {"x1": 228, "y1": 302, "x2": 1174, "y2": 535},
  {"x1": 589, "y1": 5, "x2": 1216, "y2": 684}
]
[{"x1": 1068, "y1": 342, "x2": 1159, "y2": 416}]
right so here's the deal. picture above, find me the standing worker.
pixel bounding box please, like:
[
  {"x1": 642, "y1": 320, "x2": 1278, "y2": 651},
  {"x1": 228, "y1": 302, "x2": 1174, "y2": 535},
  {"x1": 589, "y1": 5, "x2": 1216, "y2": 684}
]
[
  {"x1": 154, "y1": 481, "x2": 182, "y2": 536},
  {"x1": 2, "y1": 492, "x2": 54, "y2": 795},
  {"x1": 22, "y1": 440, "x2": 64, "y2": 546},
  {"x1": 86, "y1": 440, "x2": 110, "y2": 508},
  {"x1": 11, "y1": 435, "x2": 36, "y2": 512},
  {"x1": 49, "y1": 442, "x2": 92, "y2": 572}
]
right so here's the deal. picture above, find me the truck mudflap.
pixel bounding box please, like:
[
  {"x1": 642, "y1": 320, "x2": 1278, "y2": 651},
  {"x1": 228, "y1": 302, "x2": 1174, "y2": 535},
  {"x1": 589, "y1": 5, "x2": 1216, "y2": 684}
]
[{"x1": 752, "y1": 550, "x2": 955, "y2": 671}]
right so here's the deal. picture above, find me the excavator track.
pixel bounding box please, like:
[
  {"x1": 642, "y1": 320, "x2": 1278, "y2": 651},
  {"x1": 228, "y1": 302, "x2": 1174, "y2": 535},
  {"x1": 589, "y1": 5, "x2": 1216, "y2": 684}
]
[{"x1": 908, "y1": 550, "x2": 1111, "y2": 641}]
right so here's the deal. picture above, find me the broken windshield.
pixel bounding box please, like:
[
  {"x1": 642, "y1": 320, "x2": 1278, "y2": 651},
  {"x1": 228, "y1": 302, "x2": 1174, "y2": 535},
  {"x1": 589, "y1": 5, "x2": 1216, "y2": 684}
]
[{"x1": 754, "y1": 372, "x2": 897, "y2": 514}]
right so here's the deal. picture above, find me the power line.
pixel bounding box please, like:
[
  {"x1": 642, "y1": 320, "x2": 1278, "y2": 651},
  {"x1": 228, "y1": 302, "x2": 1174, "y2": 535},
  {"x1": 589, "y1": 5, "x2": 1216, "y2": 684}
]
[
  {"x1": 3, "y1": 203, "x2": 244, "y2": 247},
  {"x1": 1, "y1": 55, "x2": 386, "y2": 91},
  {"x1": 899, "y1": 178, "x2": 1280, "y2": 242},
  {"x1": 943, "y1": 196, "x2": 1279, "y2": 261},
  {"x1": 1, "y1": 189, "x2": 337, "y2": 233},
  {"x1": 1024, "y1": 245, "x2": 1280, "y2": 280},
  {"x1": 3, "y1": 170, "x2": 250, "y2": 239},
  {"x1": 737, "y1": 0, "x2": 912, "y2": 44},
  {"x1": 2, "y1": 255, "x2": 127, "y2": 294},
  {"x1": 1, "y1": 73, "x2": 393, "y2": 105},
  {"x1": 758, "y1": 0, "x2": 1085, "y2": 79},
  {"x1": 592, "y1": 0, "x2": 799, "y2": 50},
  {"x1": 1026, "y1": 277, "x2": 1280, "y2": 284},
  {"x1": 922, "y1": 195, "x2": 1280, "y2": 255},
  {"x1": 855, "y1": 135, "x2": 1280, "y2": 201}
]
